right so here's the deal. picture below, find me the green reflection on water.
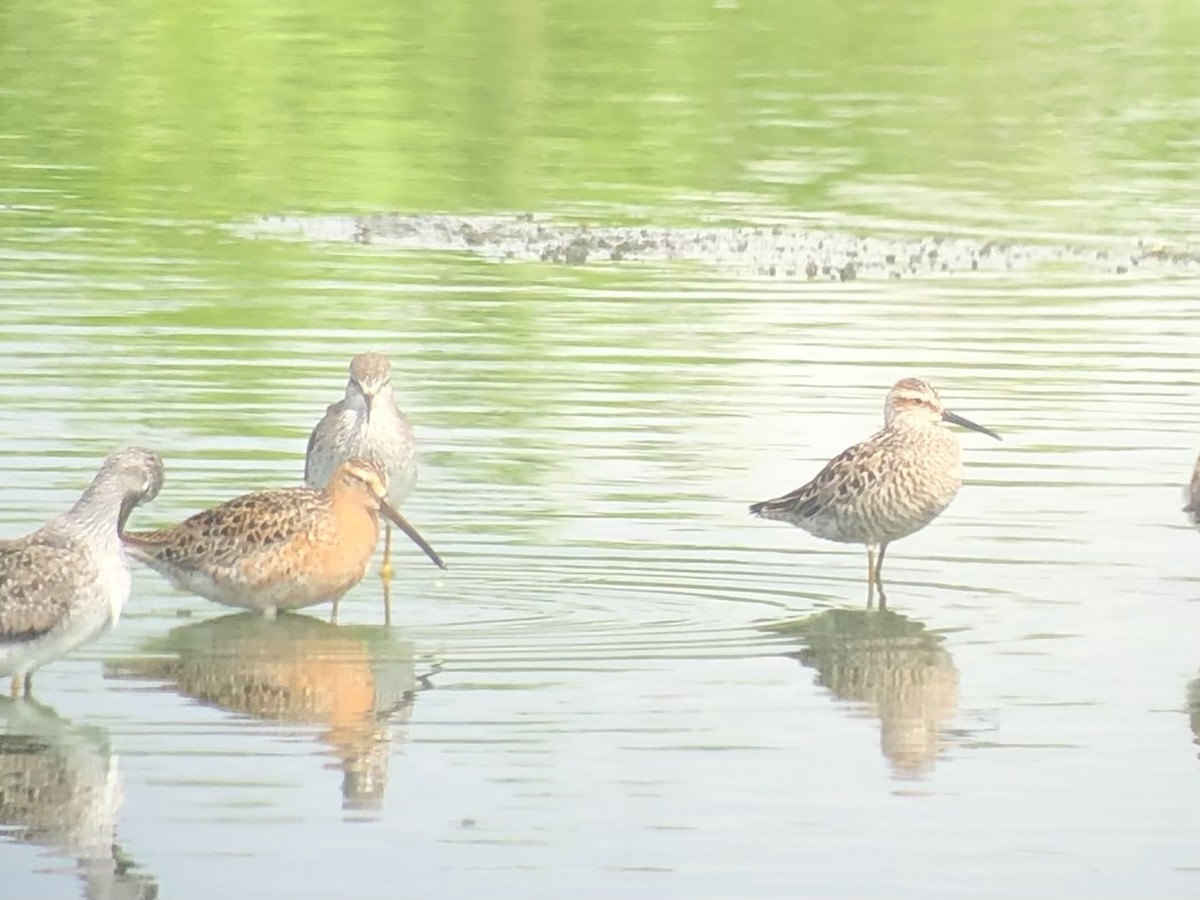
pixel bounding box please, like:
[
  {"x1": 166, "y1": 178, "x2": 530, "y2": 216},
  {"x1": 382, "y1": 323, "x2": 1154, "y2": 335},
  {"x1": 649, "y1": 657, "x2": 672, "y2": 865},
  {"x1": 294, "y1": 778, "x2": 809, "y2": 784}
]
[{"x1": 1, "y1": 0, "x2": 1199, "y2": 231}]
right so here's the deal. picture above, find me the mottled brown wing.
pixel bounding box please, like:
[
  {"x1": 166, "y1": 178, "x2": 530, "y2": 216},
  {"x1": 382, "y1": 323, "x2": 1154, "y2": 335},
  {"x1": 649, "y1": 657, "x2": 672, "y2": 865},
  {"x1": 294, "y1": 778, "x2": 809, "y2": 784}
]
[
  {"x1": 123, "y1": 489, "x2": 326, "y2": 569},
  {"x1": 751, "y1": 436, "x2": 887, "y2": 521},
  {"x1": 0, "y1": 536, "x2": 88, "y2": 641}
]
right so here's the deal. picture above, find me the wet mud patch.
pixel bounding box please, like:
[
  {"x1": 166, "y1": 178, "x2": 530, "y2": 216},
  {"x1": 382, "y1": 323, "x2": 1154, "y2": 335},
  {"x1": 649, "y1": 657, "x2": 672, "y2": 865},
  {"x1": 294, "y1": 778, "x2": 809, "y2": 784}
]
[{"x1": 241, "y1": 213, "x2": 1200, "y2": 281}]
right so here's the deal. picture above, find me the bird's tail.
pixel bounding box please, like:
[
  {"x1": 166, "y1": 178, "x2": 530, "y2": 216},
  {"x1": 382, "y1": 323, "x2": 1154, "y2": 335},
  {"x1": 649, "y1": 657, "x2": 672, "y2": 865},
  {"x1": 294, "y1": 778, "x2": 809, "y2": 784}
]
[
  {"x1": 749, "y1": 481, "x2": 814, "y2": 521},
  {"x1": 748, "y1": 495, "x2": 791, "y2": 520},
  {"x1": 1185, "y1": 498, "x2": 1200, "y2": 526},
  {"x1": 120, "y1": 529, "x2": 173, "y2": 560},
  {"x1": 1185, "y1": 468, "x2": 1200, "y2": 526}
]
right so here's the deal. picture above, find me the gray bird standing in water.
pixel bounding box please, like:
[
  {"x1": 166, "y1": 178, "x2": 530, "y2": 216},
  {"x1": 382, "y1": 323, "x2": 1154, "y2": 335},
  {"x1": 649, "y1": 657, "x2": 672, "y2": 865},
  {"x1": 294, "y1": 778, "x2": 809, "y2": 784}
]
[
  {"x1": 0, "y1": 447, "x2": 164, "y2": 695},
  {"x1": 305, "y1": 353, "x2": 428, "y2": 582}
]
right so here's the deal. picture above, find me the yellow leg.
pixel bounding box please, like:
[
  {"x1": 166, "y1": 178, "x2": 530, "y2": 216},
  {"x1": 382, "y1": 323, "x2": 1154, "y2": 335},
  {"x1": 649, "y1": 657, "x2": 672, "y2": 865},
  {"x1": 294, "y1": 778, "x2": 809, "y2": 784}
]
[
  {"x1": 382, "y1": 576, "x2": 393, "y2": 628},
  {"x1": 380, "y1": 524, "x2": 395, "y2": 582},
  {"x1": 9, "y1": 675, "x2": 19, "y2": 698}
]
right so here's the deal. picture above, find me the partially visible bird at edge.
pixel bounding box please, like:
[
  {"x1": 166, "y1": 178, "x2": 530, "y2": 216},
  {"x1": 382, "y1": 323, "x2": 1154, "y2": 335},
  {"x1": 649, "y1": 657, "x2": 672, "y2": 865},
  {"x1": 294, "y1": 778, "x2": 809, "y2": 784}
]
[
  {"x1": 1183, "y1": 450, "x2": 1200, "y2": 528},
  {"x1": 122, "y1": 458, "x2": 445, "y2": 623},
  {"x1": 0, "y1": 447, "x2": 165, "y2": 696},
  {"x1": 305, "y1": 352, "x2": 425, "y2": 583},
  {"x1": 749, "y1": 377, "x2": 1001, "y2": 609}
]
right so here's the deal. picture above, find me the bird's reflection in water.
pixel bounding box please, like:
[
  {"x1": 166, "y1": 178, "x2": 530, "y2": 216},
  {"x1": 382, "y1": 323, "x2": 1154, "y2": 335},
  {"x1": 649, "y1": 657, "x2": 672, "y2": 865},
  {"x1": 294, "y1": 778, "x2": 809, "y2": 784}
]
[
  {"x1": 770, "y1": 608, "x2": 959, "y2": 778},
  {"x1": 107, "y1": 612, "x2": 428, "y2": 812},
  {"x1": 0, "y1": 697, "x2": 157, "y2": 900}
]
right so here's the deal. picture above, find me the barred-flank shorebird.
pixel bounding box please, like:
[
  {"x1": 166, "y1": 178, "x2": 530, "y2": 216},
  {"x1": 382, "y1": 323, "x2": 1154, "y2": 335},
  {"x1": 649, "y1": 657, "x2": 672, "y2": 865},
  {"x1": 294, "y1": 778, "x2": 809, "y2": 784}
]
[
  {"x1": 1184, "y1": 451, "x2": 1200, "y2": 527},
  {"x1": 749, "y1": 377, "x2": 1000, "y2": 609},
  {"x1": 123, "y1": 458, "x2": 445, "y2": 621},
  {"x1": 0, "y1": 447, "x2": 165, "y2": 696},
  {"x1": 306, "y1": 353, "x2": 424, "y2": 582}
]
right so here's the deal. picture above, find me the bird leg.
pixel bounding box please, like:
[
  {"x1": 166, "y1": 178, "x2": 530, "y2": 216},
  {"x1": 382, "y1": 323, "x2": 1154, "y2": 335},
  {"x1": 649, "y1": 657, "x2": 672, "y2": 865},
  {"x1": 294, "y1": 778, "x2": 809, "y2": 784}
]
[
  {"x1": 379, "y1": 524, "x2": 395, "y2": 582},
  {"x1": 9, "y1": 673, "x2": 31, "y2": 698},
  {"x1": 382, "y1": 576, "x2": 393, "y2": 628},
  {"x1": 874, "y1": 542, "x2": 890, "y2": 611},
  {"x1": 866, "y1": 545, "x2": 877, "y2": 610}
]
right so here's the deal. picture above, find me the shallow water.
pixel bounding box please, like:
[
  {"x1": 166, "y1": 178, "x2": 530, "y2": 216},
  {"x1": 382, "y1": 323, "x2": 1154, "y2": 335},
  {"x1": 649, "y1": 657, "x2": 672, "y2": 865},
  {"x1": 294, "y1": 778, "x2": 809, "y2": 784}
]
[{"x1": 3, "y1": 2, "x2": 1200, "y2": 898}]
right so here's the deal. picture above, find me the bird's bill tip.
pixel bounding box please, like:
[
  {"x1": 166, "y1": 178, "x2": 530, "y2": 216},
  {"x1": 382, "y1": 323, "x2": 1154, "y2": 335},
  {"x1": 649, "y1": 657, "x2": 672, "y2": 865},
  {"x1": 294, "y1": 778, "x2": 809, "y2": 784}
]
[
  {"x1": 942, "y1": 409, "x2": 1002, "y2": 441},
  {"x1": 380, "y1": 502, "x2": 447, "y2": 569}
]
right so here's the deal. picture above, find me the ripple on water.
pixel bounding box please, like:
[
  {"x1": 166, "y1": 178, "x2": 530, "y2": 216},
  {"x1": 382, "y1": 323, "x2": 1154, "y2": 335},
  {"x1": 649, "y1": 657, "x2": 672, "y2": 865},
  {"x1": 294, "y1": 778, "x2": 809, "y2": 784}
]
[
  {"x1": 4, "y1": 235, "x2": 1200, "y2": 898},
  {"x1": 398, "y1": 550, "x2": 807, "y2": 667}
]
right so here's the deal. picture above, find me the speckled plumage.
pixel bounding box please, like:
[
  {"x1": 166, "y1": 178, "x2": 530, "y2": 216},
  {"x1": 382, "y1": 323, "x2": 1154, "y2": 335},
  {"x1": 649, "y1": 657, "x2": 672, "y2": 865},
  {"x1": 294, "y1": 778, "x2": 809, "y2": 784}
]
[
  {"x1": 305, "y1": 353, "x2": 421, "y2": 580},
  {"x1": 1184, "y1": 451, "x2": 1200, "y2": 528},
  {"x1": 750, "y1": 378, "x2": 1000, "y2": 608},
  {"x1": 123, "y1": 458, "x2": 445, "y2": 620},
  {"x1": 0, "y1": 447, "x2": 165, "y2": 695}
]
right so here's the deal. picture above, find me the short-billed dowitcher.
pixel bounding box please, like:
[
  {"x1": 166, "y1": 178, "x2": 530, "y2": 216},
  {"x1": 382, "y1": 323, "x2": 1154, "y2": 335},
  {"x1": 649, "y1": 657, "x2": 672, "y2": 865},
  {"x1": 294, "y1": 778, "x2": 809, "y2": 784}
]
[
  {"x1": 305, "y1": 353, "x2": 422, "y2": 581},
  {"x1": 122, "y1": 458, "x2": 445, "y2": 620},
  {"x1": 0, "y1": 447, "x2": 165, "y2": 696},
  {"x1": 749, "y1": 377, "x2": 1000, "y2": 609},
  {"x1": 1184, "y1": 451, "x2": 1200, "y2": 527}
]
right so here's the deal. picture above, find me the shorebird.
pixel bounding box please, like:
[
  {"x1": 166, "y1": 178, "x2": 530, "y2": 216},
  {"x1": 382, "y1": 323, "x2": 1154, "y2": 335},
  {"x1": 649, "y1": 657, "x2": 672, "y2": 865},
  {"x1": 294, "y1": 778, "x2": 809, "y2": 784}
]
[
  {"x1": 749, "y1": 377, "x2": 1000, "y2": 608},
  {"x1": 0, "y1": 447, "x2": 165, "y2": 696},
  {"x1": 305, "y1": 353, "x2": 421, "y2": 582},
  {"x1": 1184, "y1": 451, "x2": 1200, "y2": 528},
  {"x1": 123, "y1": 458, "x2": 445, "y2": 621}
]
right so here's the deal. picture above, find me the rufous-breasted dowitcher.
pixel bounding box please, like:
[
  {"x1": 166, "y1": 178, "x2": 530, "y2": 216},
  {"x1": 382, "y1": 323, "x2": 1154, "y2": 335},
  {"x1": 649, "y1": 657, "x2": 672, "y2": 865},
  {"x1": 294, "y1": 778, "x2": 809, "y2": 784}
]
[{"x1": 123, "y1": 458, "x2": 444, "y2": 620}]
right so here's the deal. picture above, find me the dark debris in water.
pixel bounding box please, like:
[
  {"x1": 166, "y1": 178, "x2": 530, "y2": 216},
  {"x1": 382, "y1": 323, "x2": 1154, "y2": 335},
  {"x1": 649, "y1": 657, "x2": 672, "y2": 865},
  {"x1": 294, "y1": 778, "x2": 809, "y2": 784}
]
[{"x1": 244, "y1": 214, "x2": 1200, "y2": 281}]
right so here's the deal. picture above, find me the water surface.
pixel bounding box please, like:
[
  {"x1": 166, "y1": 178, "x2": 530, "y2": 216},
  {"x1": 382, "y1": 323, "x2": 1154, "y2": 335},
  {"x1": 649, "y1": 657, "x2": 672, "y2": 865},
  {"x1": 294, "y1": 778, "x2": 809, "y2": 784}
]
[{"x1": 2, "y1": 2, "x2": 1200, "y2": 898}]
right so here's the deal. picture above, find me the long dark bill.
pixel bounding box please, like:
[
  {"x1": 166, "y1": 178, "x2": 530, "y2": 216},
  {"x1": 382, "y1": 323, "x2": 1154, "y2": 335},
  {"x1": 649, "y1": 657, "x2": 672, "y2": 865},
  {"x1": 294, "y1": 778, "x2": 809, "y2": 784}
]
[
  {"x1": 943, "y1": 409, "x2": 1002, "y2": 441},
  {"x1": 117, "y1": 494, "x2": 138, "y2": 536},
  {"x1": 381, "y1": 501, "x2": 447, "y2": 569}
]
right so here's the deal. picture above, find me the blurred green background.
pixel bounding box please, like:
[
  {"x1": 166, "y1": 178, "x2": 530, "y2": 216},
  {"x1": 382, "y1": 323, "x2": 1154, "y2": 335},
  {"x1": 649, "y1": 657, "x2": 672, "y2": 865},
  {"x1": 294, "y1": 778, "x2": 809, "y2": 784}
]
[{"x1": 4, "y1": 0, "x2": 1199, "y2": 231}]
